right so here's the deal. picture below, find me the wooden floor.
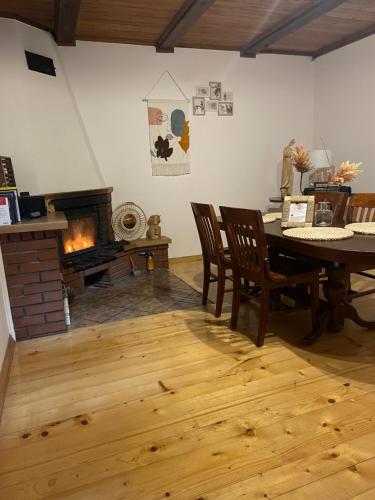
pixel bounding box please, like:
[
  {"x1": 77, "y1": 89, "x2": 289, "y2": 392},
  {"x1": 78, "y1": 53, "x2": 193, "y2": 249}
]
[{"x1": 1, "y1": 259, "x2": 375, "y2": 499}]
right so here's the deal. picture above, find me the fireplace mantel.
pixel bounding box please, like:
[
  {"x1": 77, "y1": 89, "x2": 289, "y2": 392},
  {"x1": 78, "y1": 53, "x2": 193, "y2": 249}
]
[
  {"x1": 44, "y1": 188, "x2": 113, "y2": 199},
  {"x1": 44, "y1": 188, "x2": 113, "y2": 207},
  {"x1": 0, "y1": 212, "x2": 67, "y2": 234}
]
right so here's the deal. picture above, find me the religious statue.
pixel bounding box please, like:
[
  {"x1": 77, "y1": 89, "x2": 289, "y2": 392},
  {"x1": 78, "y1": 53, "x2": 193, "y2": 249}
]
[
  {"x1": 280, "y1": 138, "x2": 295, "y2": 198},
  {"x1": 146, "y1": 215, "x2": 161, "y2": 240}
]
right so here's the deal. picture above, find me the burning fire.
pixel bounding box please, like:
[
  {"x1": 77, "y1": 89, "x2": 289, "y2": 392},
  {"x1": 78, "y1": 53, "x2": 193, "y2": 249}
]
[
  {"x1": 64, "y1": 236, "x2": 94, "y2": 254},
  {"x1": 62, "y1": 217, "x2": 95, "y2": 254}
]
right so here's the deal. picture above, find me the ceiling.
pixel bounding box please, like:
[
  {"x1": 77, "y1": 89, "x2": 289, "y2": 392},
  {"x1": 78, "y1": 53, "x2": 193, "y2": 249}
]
[{"x1": 1, "y1": 0, "x2": 375, "y2": 58}]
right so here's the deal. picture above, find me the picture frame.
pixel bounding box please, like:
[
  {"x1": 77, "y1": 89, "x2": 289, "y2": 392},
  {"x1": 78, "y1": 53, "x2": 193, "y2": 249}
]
[
  {"x1": 192, "y1": 97, "x2": 205, "y2": 116},
  {"x1": 281, "y1": 195, "x2": 315, "y2": 228},
  {"x1": 209, "y1": 81, "x2": 222, "y2": 100},
  {"x1": 206, "y1": 100, "x2": 218, "y2": 112},
  {"x1": 196, "y1": 86, "x2": 210, "y2": 98},
  {"x1": 222, "y1": 91, "x2": 233, "y2": 101},
  {"x1": 218, "y1": 101, "x2": 233, "y2": 116},
  {"x1": 308, "y1": 165, "x2": 335, "y2": 185}
]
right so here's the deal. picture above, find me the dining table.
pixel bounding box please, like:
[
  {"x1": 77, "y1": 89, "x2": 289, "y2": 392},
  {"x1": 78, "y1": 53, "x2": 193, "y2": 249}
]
[{"x1": 219, "y1": 217, "x2": 375, "y2": 344}]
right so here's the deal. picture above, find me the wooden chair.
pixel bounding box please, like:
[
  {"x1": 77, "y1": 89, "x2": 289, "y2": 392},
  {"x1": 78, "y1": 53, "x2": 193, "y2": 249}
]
[
  {"x1": 310, "y1": 191, "x2": 349, "y2": 226},
  {"x1": 220, "y1": 206, "x2": 321, "y2": 347},
  {"x1": 348, "y1": 193, "x2": 375, "y2": 223},
  {"x1": 191, "y1": 202, "x2": 232, "y2": 317},
  {"x1": 347, "y1": 194, "x2": 375, "y2": 300}
]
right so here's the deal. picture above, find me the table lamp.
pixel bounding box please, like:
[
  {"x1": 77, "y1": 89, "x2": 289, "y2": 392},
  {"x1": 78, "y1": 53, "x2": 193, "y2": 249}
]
[
  {"x1": 308, "y1": 149, "x2": 333, "y2": 186},
  {"x1": 310, "y1": 149, "x2": 333, "y2": 169}
]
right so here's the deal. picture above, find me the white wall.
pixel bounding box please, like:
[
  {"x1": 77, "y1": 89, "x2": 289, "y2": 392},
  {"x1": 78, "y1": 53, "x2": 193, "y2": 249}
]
[
  {"x1": 0, "y1": 250, "x2": 14, "y2": 369},
  {"x1": 4, "y1": 17, "x2": 375, "y2": 257},
  {"x1": 0, "y1": 19, "x2": 103, "y2": 194},
  {"x1": 0, "y1": 19, "x2": 315, "y2": 257},
  {"x1": 59, "y1": 43, "x2": 314, "y2": 256},
  {"x1": 314, "y1": 35, "x2": 375, "y2": 192}
]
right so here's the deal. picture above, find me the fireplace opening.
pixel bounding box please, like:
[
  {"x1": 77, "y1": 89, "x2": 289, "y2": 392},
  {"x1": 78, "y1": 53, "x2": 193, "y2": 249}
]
[
  {"x1": 62, "y1": 216, "x2": 96, "y2": 255},
  {"x1": 47, "y1": 189, "x2": 125, "y2": 274}
]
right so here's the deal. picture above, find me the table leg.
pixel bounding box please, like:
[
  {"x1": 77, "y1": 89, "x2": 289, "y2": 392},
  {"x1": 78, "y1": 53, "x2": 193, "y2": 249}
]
[
  {"x1": 302, "y1": 263, "x2": 375, "y2": 345},
  {"x1": 323, "y1": 265, "x2": 348, "y2": 333}
]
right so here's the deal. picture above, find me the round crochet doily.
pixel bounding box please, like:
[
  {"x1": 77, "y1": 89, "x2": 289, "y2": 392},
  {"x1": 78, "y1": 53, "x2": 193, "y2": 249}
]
[
  {"x1": 345, "y1": 222, "x2": 375, "y2": 235},
  {"x1": 283, "y1": 227, "x2": 354, "y2": 241},
  {"x1": 263, "y1": 212, "x2": 282, "y2": 224}
]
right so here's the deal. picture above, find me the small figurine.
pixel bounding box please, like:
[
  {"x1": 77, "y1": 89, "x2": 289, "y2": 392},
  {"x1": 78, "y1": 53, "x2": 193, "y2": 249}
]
[
  {"x1": 146, "y1": 215, "x2": 161, "y2": 240},
  {"x1": 280, "y1": 138, "x2": 296, "y2": 198}
]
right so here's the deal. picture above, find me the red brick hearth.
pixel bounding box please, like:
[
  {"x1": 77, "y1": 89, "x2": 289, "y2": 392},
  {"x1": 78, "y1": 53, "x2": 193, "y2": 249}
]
[{"x1": 64, "y1": 239, "x2": 170, "y2": 295}]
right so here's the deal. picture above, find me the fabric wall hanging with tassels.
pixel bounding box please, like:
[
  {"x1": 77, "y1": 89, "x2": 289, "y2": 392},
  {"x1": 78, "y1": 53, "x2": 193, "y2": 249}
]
[{"x1": 143, "y1": 72, "x2": 190, "y2": 176}]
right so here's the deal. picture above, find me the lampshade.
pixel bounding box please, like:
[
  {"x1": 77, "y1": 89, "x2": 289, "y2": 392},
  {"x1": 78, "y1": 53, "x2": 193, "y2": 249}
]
[{"x1": 310, "y1": 149, "x2": 333, "y2": 169}]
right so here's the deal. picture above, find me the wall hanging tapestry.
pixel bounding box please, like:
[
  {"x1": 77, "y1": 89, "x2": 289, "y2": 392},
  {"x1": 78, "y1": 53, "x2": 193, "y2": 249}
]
[{"x1": 143, "y1": 71, "x2": 190, "y2": 176}]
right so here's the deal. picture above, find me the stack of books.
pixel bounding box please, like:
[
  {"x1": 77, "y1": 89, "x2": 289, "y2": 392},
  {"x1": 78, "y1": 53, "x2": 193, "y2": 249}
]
[{"x1": 0, "y1": 156, "x2": 21, "y2": 225}]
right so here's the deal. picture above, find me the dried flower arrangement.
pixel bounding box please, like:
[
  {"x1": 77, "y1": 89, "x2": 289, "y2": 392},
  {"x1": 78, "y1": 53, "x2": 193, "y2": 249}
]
[
  {"x1": 292, "y1": 145, "x2": 313, "y2": 193},
  {"x1": 330, "y1": 161, "x2": 363, "y2": 185}
]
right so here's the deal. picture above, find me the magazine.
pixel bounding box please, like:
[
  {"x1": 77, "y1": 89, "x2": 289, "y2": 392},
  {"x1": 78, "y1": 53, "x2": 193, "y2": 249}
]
[{"x1": 0, "y1": 196, "x2": 12, "y2": 225}]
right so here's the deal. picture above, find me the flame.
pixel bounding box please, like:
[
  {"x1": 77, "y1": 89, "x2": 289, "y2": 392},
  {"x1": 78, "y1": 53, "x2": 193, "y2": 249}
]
[
  {"x1": 62, "y1": 216, "x2": 95, "y2": 254},
  {"x1": 64, "y1": 236, "x2": 94, "y2": 254}
]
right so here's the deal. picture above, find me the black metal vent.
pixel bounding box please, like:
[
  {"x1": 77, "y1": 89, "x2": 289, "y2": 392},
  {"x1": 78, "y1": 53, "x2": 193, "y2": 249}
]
[{"x1": 25, "y1": 51, "x2": 56, "y2": 77}]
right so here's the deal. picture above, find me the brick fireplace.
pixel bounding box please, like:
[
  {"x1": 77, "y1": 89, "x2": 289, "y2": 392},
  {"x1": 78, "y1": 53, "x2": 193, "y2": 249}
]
[
  {"x1": 0, "y1": 188, "x2": 171, "y2": 341},
  {"x1": 45, "y1": 187, "x2": 114, "y2": 265},
  {"x1": 47, "y1": 188, "x2": 171, "y2": 297},
  {"x1": 46, "y1": 188, "x2": 125, "y2": 294}
]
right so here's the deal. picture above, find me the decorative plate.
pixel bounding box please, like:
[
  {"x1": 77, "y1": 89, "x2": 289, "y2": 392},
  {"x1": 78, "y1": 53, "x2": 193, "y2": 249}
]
[
  {"x1": 263, "y1": 212, "x2": 282, "y2": 223},
  {"x1": 263, "y1": 214, "x2": 276, "y2": 223},
  {"x1": 345, "y1": 222, "x2": 375, "y2": 235},
  {"x1": 111, "y1": 202, "x2": 147, "y2": 241},
  {"x1": 283, "y1": 227, "x2": 354, "y2": 241}
]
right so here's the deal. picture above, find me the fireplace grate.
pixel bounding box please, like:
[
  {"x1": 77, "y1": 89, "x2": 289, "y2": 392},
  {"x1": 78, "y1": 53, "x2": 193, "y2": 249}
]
[{"x1": 64, "y1": 241, "x2": 126, "y2": 272}]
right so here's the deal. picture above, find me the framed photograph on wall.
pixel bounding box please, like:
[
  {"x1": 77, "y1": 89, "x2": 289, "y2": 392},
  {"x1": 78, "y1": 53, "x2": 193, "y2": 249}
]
[
  {"x1": 196, "y1": 86, "x2": 210, "y2": 97},
  {"x1": 209, "y1": 81, "x2": 222, "y2": 100},
  {"x1": 222, "y1": 91, "x2": 233, "y2": 101},
  {"x1": 192, "y1": 97, "x2": 205, "y2": 115},
  {"x1": 206, "y1": 100, "x2": 218, "y2": 112},
  {"x1": 218, "y1": 101, "x2": 233, "y2": 116},
  {"x1": 281, "y1": 195, "x2": 315, "y2": 228}
]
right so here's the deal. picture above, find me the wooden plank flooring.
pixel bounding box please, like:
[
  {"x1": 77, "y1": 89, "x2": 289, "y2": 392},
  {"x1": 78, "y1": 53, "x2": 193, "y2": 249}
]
[{"x1": 1, "y1": 260, "x2": 375, "y2": 499}]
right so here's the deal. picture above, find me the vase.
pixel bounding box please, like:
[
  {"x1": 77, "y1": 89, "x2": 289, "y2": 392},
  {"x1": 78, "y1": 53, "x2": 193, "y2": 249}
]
[
  {"x1": 299, "y1": 173, "x2": 304, "y2": 194},
  {"x1": 315, "y1": 202, "x2": 333, "y2": 226}
]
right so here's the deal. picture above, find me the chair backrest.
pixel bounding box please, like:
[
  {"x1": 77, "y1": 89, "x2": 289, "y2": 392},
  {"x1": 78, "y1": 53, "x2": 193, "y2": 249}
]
[
  {"x1": 191, "y1": 202, "x2": 224, "y2": 264},
  {"x1": 348, "y1": 194, "x2": 375, "y2": 222},
  {"x1": 310, "y1": 191, "x2": 349, "y2": 225},
  {"x1": 219, "y1": 206, "x2": 267, "y2": 283}
]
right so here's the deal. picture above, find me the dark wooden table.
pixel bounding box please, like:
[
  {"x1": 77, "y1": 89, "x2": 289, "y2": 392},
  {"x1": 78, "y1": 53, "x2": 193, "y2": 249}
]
[{"x1": 219, "y1": 218, "x2": 375, "y2": 343}]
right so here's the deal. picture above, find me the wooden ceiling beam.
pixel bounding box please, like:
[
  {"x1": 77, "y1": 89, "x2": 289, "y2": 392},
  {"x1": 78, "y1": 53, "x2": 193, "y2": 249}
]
[
  {"x1": 155, "y1": 0, "x2": 216, "y2": 53},
  {"x1": 312, "y1": 23, "x2": 375, "y2": 59},
  {"x1": 261, "y1": 49, "x2": 312, "y2": 57},
  {"x1": 240, "y1": 0, "x2": 349, "y2": 58},
  {"x1": 0, "y1": 12, "x2": 52, "y2": 34},
  {"x1": 54, "y1": 0, "x2": 81, "y2": 46}
]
